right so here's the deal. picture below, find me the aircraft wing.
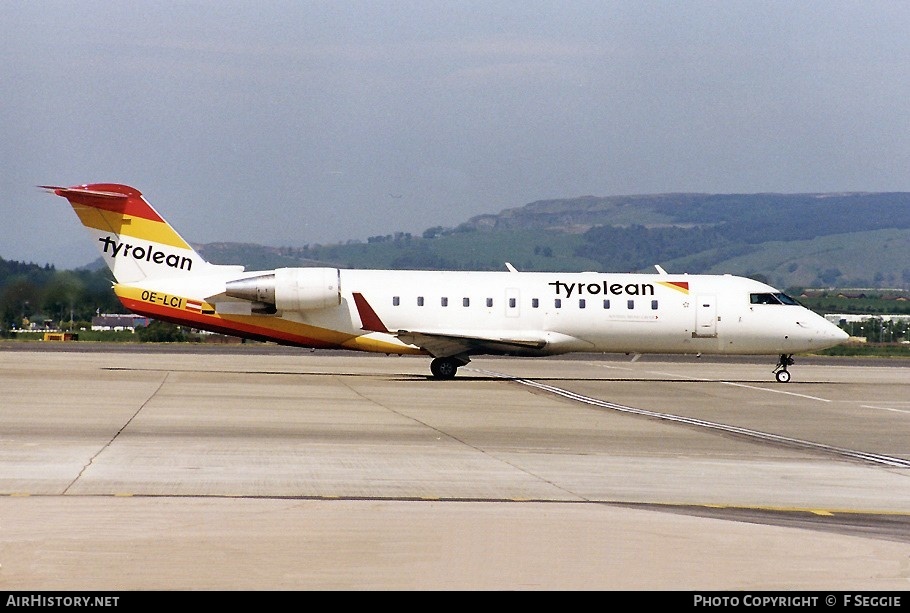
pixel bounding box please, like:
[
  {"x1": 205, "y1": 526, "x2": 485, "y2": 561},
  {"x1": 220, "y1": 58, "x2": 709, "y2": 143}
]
[
  {"x1": 351, "y1": 291, "x2": 546, "y2": 357},
  {"x1": 395, "y1": 330, "x2": 547, "y2": 358}
]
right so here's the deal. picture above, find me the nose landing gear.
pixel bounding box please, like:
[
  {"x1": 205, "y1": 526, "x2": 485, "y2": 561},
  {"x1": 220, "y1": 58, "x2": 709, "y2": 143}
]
[{"x1": 773, "y1": 354, "x2": 794, "y2": 383}]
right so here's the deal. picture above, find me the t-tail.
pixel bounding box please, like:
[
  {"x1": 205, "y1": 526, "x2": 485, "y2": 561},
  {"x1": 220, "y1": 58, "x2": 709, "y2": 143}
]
[{"x1": 40, "y1": 183, "x2": 223, "y2": 284}]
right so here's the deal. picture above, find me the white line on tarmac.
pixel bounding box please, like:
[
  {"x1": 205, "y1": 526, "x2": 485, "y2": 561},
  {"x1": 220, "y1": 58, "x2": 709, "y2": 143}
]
[
  {"x1": 645, "y1": 370, "x2": 833, "y2": 402},
  {"x1": 862, "y1": 405, "x2": 910, "y2": 415},
  {"x1": 587, "y1": 362, "x2": 833, "y2": 402}
]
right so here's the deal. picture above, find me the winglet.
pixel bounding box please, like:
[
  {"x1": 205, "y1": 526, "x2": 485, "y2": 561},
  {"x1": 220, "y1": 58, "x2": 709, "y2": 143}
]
[{"x1": 352, "y1": 292, "x2": 389, "y2": 333}]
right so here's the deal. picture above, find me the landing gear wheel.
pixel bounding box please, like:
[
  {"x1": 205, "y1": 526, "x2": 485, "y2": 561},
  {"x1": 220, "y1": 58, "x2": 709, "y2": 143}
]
[
  {"x1": 773, "y1": 353, "x2": 794, "y2": 383},
  {"x1": 430, "y1": 357, "x2": 459, "y2": 380}
]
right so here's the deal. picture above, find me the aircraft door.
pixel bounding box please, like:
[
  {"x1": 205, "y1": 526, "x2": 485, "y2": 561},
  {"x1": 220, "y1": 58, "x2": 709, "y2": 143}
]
[
  {"x1": 505, "y1": 287, "x2": 520, "y2": 318},
  {"x1": 694, "y1": 294, "x2": 717, "y2": 337}
]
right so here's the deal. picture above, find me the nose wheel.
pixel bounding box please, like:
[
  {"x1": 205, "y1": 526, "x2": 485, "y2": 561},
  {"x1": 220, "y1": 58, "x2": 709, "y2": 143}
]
[{"x1": 773, "y1": 354, "x2": 794, "y2": 383}]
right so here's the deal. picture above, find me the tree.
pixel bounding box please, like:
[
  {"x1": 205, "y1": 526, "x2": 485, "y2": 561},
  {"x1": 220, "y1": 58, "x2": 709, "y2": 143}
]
[
  {"x1": 135, "y1": 320, "x2": 189, "y2": 342},
  {"x1": 41, "y1": 272, "x2": 85, "y2": 330},
  {"x1": 0, "y1": 277, "x2": 40, "y2": 330}
]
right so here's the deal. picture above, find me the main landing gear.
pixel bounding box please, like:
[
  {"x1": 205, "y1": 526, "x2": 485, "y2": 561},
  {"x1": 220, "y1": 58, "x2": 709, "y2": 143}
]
[
  {"x1": 430, "y1": 357, "x2": 461, "y2": 380},
  {"x1": 773, "y1": 354, "x2": 794, "y2": 383}
]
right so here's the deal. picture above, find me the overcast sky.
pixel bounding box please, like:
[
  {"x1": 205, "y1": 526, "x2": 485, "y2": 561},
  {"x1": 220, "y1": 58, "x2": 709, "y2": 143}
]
[{"x1": 4, "y1": 1, "x2": 910, "y2": 269}]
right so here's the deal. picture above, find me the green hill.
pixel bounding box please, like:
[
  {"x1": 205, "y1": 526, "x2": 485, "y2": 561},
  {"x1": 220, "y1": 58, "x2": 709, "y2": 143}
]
[{"x1": 195, "y1": 192, "x2": 910, "y2": 290}]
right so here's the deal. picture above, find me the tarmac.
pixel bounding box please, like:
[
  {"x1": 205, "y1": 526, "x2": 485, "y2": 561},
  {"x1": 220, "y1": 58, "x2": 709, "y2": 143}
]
[{"x1": 1, "y1": 343, "x2": 909, "y2": 591}]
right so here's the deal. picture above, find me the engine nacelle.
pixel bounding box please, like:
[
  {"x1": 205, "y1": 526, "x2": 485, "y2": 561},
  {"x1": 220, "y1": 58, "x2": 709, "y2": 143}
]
[{"x1": 224, "y1": 267, "x2": 341, "y2": 312}]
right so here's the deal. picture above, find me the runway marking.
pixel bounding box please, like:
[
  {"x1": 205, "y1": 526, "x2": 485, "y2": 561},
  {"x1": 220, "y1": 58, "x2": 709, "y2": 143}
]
[
  {"x1": 588, "y1": 362, "x2": 636, "y2": 372},
  {"x1": 647, "y1": 370, "x2": 833, "y2": 402},
  {"x1": 469, "y1": 368, "x2": 910, "y2": 469},
  {"x1": 618, "y1": 501, "x2": 910, "y2": 518},
  {"x1": 863, "y1": 405, "x2": 910, "y2": 415},
  {"x1": 722, "y1": 381, "x2": 831, "y2": 401},
  {"x1": 589, "y1": 362, "x2": 834, "y2": 402}
]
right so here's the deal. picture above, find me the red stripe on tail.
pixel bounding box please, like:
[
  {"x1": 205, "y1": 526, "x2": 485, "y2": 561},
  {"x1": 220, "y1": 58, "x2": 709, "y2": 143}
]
[{"x1": 41, "y1": 184, "x2": 164, "y2": 223}]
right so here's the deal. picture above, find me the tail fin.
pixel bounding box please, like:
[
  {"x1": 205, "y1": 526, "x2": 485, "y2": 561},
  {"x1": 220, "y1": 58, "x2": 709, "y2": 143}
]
[{"x1": 41, "y1": 183, "x2": 216, "y2": 284}]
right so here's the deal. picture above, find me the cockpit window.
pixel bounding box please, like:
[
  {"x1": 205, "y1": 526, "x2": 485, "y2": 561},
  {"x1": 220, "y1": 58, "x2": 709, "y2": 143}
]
[
  {"x1": 774, "y1": 292, "x2": 801, "y2": 305},
  {"x1": 750, "y1": 292, "x2": 801, "y2": 305}
]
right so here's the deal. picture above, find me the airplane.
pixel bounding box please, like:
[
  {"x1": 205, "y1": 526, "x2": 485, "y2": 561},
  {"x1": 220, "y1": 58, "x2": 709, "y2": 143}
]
[{"x1": 42, "y1": 183, "x2": 849, "y2": 382}]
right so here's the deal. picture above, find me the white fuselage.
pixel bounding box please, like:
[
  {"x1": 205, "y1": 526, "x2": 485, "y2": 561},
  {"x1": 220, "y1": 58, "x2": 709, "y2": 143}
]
[{"x1": 245, "y1": 269, "x2": 848, "y2": 357}]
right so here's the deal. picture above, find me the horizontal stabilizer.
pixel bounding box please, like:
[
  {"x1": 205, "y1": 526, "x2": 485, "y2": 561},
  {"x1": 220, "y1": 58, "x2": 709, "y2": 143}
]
[
  {"x1": 40, "y1": 185, "x2": 134, "y2": 199},
  {"x1": 39, "y1": 184, "x2": 162, "y2": 221}
]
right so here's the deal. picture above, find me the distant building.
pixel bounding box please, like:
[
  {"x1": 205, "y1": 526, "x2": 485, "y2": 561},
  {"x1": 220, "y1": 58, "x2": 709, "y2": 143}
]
[
  {"x1": 91, "y1": 314, "x2": 151, "y2": 332},
  {"x1": 21, "y1": 314, "x2": 56, "y2": 330},
  {"x1": 826, "y1": 313, "x2": 910, "y2": 344},
  {"x1": 825, "y1": 314, "x2": 910, "y2": 324}
]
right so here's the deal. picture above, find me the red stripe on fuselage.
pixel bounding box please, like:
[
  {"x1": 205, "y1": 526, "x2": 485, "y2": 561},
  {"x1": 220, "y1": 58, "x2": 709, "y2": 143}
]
[{"x1": 118, "y1": 297, "x2": 343, "y2": 349}]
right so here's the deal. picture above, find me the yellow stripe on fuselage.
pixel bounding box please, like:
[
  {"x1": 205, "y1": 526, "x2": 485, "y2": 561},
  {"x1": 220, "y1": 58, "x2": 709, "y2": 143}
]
[
  {"x1": 112, "y1": 284, "x2": 424, "y2": 355},
  {"x1": 73, "y1": 205, "x2": 190, "y2": 250}
]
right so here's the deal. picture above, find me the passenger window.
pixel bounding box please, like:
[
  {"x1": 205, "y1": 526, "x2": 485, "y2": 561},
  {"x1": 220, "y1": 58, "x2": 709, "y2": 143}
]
[
  {"x1": 486, "y1": 298, "x2": 493, "y2": 307},
  {"x1": 627, "y1": 300, "x2": 634, "y2": 310},
  {"x1": 463, "y1": 297, "x2": 470, "y2": 307},
  {"x1": 532, "y1": 298, "x2": 539, "y2": 308},
  {"x1": 555, "y1": 299, "x2": 562, "y2": 308},
  {"x1": 392, "y1": 296, "x2": 400, "y2": 306},
  {"x1": 651, "y1": 300, "x2": 658, "y2": 310},
  {"x1": 579, "y1": 299, "x2": 586, "y2": 309},
  {"x1": 509, "y1": 298, "x2": 516, "y2": 308},
  {"x1": 441, "y1": 297, "x2": 448, "y2": 307},
  {"x1": 417, "y1": 296, "x2": 424, "y2": 306},
  {"x1": 603, "y1": 299, "x2": 610, "y2": 309}
]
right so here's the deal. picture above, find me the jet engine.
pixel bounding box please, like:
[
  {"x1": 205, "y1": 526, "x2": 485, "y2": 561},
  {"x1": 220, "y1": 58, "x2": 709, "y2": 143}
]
[{"x1": 224, "y1": 267, "x2": 341, "y2": 312}]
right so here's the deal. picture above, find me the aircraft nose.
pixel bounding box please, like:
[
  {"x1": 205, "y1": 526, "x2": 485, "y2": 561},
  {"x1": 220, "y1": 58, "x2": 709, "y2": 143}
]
[
  {"x1": 795, "y1": 316, "x2": 849, "y2": 349},
  {"x1": 815, "y1": 319, "x2": 849, "y2": 346}
]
